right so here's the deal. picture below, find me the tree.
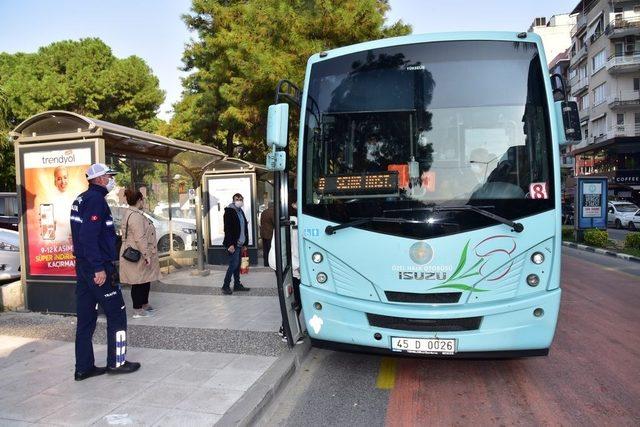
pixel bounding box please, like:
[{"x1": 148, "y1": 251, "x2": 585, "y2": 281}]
[
  {"x1": 170, "y1": 0, "x2": 411, "y2": 160},
  {"x1": 0, "y1": 38, "x2": 165, "y2": 190}
]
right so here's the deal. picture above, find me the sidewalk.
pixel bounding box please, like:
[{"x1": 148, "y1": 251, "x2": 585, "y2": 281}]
[{"x1": 0, "y1": 265, "x2": 287, "y2": 426}]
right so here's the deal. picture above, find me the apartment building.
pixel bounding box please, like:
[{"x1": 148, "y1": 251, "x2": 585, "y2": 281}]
[
  {"x1": 568, "y1": 0, "x2": 640, "y2": 202},
  {"x1": 529, "y1": 15, "x2": 577, "y2": 65}
]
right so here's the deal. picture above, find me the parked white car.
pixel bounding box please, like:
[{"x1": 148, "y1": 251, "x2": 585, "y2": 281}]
[
  {"x1": 0, "y1": 229, "x2": 20, "y2": 281},
  {"x1": 629, "y1": 210, "x2": 640, "y2": 231},
  {"x1": 607, "y1": 201, "x2": 639, "y2": 229},
  {"x1": 110, "y1": 206, "x2": 197, "y2": 253}
]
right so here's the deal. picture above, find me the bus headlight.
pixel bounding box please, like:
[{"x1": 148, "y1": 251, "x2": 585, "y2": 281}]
[
  {"x1": 316, "y1": 272, "x2": 328, "y2": 284},
  {"x1": 531, "y1": 252, "x2": 545, "y2": 264},
  {"x1": 312, "y1": 252, "x2": 323, "y2": 263},
  {"x1": 526, "y1": 274, "x2": 540, "y2": 287}
]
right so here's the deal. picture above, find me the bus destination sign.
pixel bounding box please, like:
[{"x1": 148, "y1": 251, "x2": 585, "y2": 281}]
[{"x1": 317, "y1": 172, "x2": 399, "y2": 197}]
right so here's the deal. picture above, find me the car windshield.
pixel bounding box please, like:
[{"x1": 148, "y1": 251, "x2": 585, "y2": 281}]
[
  {"x1": 302, "y1": 40, "x2": 553, "y2": 239},
  {"x1": 615, "y1": 203, "x2": 638, "y2": 212}
]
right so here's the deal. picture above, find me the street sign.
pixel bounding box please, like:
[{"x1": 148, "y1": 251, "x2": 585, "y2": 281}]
[{"x1": 576, "y1": 176, "x2": 608, "y2": 230}]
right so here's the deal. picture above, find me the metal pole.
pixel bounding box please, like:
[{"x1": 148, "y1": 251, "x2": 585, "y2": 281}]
[{"x1": 191, "y1": 174, "x2": 209, "y2": 276}]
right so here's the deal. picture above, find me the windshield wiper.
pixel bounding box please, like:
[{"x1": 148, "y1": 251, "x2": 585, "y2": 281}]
[
  {"x1": 325, "y1": 205, "x2": 523, "y2": 235},
  {"x1": 325, "y1": 217, "x2": 427, "y2": 235},
  {"x1": 434, "y1": 205, "x2": 524, "y2": 233}
]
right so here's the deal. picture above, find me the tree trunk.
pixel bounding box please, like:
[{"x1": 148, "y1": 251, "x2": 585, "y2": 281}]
[{"x1": 225, "y1": 130, "x2": 234, "y2": 156}]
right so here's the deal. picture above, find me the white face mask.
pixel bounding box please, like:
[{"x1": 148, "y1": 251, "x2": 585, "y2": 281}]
[
  {"x1": 234, "y1": 200, "x2": 244, "y2": 208},
  {"x1": 106, "y1": 177, "x2": 116, "y2": 192}
]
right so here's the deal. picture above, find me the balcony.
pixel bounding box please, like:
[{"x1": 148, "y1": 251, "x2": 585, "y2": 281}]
[
  {"x1": 592, "y1": 125, "x2": 640, "y2": 143},
  {"x1": 570, "y1": 14, "x2": 587, "y2": 37},
  {"x1": 570, "y1": 45, "x2": 588, "y2": 66},
  {"x1": 569, "y1": 75, "x2": 589, "y2": 96},
  {"x1": 607, "y1": 53, "x2": 640, "y2": 73},
  {"x1": 608, "y1": 90, "x2": 640, "y2": 110},
  {"x1": 606, "y1": 15, "x2": 640, "y2": 38},
  {"x1": 578, "y1": 106, "x2": 590, "y2": 121}
]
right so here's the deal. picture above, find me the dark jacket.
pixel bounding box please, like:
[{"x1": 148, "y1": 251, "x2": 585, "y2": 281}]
[
  {"x1": 259, "y1": 206, "x2": 275, "y2": 239},
  {"x1": 70, "y1": 184, "x2": 117, "y2": 272},
  {"x1": 222, "y1": 204, "x2": 249, "y2": 249}
]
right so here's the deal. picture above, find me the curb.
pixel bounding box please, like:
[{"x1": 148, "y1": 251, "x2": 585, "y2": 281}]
[
  {"x1": 216, "y1": 338, "x2": 311, "y2": 427},
  {"x1": 562, "y1": 241, "x2": 640, "y2": 263}
]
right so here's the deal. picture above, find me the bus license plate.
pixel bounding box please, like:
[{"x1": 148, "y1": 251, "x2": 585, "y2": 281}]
[{"x1": 391, "y1": 337, "x2": 457, "y2": 355}]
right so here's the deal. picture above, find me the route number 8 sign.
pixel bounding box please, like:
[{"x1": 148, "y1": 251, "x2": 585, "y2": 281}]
[{"x1": 529, "y1": 182, "x2": 549, "y2": 199}]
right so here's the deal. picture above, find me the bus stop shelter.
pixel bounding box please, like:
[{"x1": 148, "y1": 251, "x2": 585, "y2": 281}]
[
  {"x1": 202, "y1": 158, "x2": 272, "y2": 265},
  {"x1": 10, "y1": 110, "x2": 226, "y2": 313}
]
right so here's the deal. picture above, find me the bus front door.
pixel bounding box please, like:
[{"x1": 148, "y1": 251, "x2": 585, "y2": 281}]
[{"x1": 274, "y1": 173, "x2": 303, "y2": 347}]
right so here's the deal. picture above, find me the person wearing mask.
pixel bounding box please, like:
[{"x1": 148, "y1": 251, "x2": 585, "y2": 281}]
[
  {"x1": 221, "y1": 193, "x2": 251, "y2": 295},
  {"x1": 260, "y1": 201, "x2": 275, "y2": 267},
  {"x1": 70, "y1": 163, "x2": 140, "y2": 381},
  {"x1": 119, "y1": 189, "x2": 160, "y2": 319}
]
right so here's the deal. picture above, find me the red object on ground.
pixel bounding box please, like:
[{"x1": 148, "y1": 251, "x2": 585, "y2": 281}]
[{"x1": 240, "y1": 246, "x2": 249, "y2": 274}]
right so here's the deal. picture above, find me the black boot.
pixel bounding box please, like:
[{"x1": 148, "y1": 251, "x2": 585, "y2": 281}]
[
  {"x1": 106, "y1": 360, "x2": 141, "y2": 375},
  {"x1": 74, "y1": 366, "x2": 107, "y2": 381},
  {"x1": 234, "y1": 283, "x2": 250, "y2": 292},
  {"x1": 222, "y1": 286, "x2": 233, "y2": 295}
]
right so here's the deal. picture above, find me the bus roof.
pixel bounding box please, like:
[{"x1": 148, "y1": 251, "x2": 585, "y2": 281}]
[{"x1": 307, "y1": 31, "x2": 545, "y2": 66}]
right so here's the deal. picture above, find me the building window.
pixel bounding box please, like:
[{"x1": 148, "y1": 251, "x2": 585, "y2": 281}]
[
  {"x1": 592, "y1": 49, "x2": 606, "y2": 73},
  {"x1": 617, "y1": 113, "x2": 625, "y2": 131},
  {"x1": 634, "y1": 78, "x2": 640, "y2": 91},
  {"x1": 593, "y1": 83, "x2": 607, "y2": 106},
  {"x1": 592, "y1": 116, "x2": 606, "y2": 137}
]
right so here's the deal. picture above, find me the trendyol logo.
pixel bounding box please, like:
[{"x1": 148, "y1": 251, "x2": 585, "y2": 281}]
[
  {"x1": 41, "y1": 150, "x2": 76, "y2": 166},
  {"x1": 409, "y1": 241, "x2": 434, "y2": 265}
]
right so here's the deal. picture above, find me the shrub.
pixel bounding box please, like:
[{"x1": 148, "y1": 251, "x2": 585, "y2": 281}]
[
  {"x1": 561, "y1": 228, "x2": 574, "y2": 241},
  {"x1": 583, "y1": 229, "x2": 608, "y2": 248},
  {"x1": 624, "y1": 232, "x2": 640, "y2": 250}
]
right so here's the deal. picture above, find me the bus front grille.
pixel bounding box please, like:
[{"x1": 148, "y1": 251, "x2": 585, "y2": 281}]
[
  {"x1": 385, "y1": 291, "x2": 461, "y2": 303},
  {"x1": 366, "y1": 313, "x2": 482, "y2": 332}
]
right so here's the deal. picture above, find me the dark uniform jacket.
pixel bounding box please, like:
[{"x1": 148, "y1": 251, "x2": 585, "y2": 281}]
[
  {"x1": 222, "y1": 205, "x2": 248, "y2": 249},
  {"x1": 70, "y1": 184, "x2": 117, "y2": 272}
]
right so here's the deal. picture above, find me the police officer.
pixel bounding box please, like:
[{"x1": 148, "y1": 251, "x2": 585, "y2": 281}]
[{"x1": 70, "y1": 163, "x2": 140, "y2": 380}]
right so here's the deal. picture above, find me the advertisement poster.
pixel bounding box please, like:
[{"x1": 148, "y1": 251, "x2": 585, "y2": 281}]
[
  {"x1": 207, "y1": 175, "x2": 253, "y2": 247},
  {"x1": 582, "y1": 182, "x2": 602, "y2": 218},
  {"x1": 23, "y1": 147, "x2": 93, "y2": 276},
  {"x1": 577, "y1": 177, "x2": 608, "y2": 230}
]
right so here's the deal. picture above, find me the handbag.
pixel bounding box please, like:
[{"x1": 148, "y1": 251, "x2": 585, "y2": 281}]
[{"x1": 122, "y1": 212, "x2": 142, "y2": 262}]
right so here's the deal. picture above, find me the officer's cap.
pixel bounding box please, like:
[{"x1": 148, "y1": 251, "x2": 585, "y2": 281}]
[{"x1": 86, "y1": 163, "x2": 117, "y2": 180}]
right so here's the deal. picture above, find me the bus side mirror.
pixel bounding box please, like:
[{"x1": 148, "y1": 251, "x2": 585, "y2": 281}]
[
  {"x1": 266, "y1": 103, "x2": 289, "y2": 148},
  {"x1": 265, "y1": 103, "x2": 289, "y2": 171},
  {"x1": 555, "y1": 101, "x2": 581, "y2": 145}
]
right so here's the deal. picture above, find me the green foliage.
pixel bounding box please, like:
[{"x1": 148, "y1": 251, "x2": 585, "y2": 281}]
[
  {"x1": 583, "y1": 229, "x2": 609, "y2": 248},
  {"x1": 562, "y1": 227, "x2": 574, "y2": 241},
  {"x1": 624, "y1": 232, "x2": 640, "y2": 250},
  {"x1": 169, "y1": 0, "x2": 411, "y2": 160},
  {"x1": 0, "y1": 38, "x2": 165, "y2": 191}
]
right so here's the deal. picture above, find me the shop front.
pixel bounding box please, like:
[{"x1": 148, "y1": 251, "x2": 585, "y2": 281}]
[
  {"x1": 10, "y1": 111, "x2": 225, "y2": 313},
  {"x1": 572, "y1": 137, "x2": 640, "y2": 204}
]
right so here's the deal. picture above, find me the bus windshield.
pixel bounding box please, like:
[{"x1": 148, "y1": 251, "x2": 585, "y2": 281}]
[{"x1": 302, "y1": 40, "x2": 554, "y2": 239}]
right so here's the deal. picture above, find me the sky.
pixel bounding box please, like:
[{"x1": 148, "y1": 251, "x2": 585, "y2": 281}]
[{"x1": 0, "y1": 0, "x2": 578, "y2": 121}]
